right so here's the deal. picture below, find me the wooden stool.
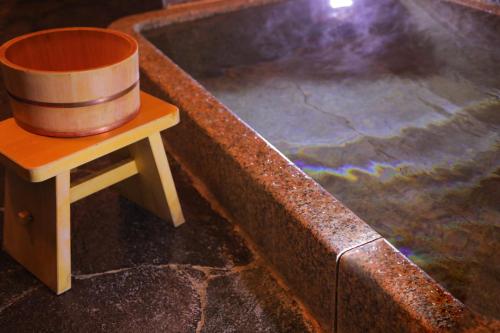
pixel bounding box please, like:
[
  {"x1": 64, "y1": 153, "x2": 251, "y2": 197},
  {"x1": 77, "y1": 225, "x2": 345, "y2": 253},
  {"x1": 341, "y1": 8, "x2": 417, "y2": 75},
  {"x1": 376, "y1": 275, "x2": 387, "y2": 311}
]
[{"x1": 0, "y1": 91, "x2": 185, "y2": 294}]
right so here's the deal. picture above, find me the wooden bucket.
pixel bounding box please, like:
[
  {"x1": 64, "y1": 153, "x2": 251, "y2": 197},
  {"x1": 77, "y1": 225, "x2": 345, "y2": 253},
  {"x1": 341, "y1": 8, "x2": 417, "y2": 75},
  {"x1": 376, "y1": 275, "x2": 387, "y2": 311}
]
[{"x1": 0, "y1": 27, "x2": 140, "y2": 137}]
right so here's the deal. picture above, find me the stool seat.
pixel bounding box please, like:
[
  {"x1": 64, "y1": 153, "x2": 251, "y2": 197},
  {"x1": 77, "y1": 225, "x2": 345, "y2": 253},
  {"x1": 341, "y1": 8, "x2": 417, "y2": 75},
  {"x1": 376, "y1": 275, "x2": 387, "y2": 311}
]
[
  {"x1": 0, "y1": 91, "x2": 178, "y2": 183},
  {"x1": 1, "y1": 91, "x2": 185, "y2": 295}
]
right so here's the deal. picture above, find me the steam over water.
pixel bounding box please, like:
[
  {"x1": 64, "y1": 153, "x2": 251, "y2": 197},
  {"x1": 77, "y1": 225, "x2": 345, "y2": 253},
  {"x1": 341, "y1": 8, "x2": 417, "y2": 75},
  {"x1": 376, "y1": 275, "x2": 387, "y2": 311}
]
[{"x1": 146, "y1": 0, "x2": 500, "y2": 318}]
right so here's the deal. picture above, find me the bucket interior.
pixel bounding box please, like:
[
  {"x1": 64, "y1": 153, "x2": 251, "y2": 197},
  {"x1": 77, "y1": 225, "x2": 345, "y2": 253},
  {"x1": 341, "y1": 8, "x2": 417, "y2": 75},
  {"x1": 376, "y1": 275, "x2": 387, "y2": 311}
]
[{"x1": 2, "y1": 29, "x2": 136, "y2": 72}]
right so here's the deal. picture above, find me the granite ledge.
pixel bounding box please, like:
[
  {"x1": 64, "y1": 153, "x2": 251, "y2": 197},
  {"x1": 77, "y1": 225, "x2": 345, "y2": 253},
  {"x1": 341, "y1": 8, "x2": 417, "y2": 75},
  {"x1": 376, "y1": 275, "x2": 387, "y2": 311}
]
[
  {"x1": 444, "y1": 0, "x2": 500, "y2": 15},
  {"x1": 337, "y1": 239, "x2": 500, "y2": 333}
]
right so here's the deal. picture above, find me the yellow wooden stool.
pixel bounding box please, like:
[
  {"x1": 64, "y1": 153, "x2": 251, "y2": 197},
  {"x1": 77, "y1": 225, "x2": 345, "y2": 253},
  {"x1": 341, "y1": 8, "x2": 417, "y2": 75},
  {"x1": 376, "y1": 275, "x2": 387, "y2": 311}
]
[{"x1": 0, "y1": 91, "x2": 185, "y2": 294}]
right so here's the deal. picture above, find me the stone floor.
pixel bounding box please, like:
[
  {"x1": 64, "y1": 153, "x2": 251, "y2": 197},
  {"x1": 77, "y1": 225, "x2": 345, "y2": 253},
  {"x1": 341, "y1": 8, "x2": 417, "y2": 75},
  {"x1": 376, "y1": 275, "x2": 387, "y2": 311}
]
[
  {"x1": 0, "y1": 158, "x2": 318, "y2": 332},
  {"x1": 0, "y1": 1, "x2": 319, "y2": 332}
]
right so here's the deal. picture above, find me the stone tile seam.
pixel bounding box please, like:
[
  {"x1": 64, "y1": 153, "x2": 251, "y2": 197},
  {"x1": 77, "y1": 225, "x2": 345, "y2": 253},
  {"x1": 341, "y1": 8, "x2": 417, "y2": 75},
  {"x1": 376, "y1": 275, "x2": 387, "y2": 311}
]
[
  {"x1": 0, "y1": 285, "x2": 41, "y2": 315},
  {"x1": 73, "y1": 262, "x2": 245, "y2": 280},
  {"x1": 333, "y1": 236, "x2": 383, "y2": 333}
]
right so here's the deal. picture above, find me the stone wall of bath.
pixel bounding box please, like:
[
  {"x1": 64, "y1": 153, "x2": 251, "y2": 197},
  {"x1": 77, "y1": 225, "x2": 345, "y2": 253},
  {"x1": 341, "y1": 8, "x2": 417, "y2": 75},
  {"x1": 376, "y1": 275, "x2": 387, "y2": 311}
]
[{"x1": 111, "y1": 1, "x2": 500, "y2": 331}]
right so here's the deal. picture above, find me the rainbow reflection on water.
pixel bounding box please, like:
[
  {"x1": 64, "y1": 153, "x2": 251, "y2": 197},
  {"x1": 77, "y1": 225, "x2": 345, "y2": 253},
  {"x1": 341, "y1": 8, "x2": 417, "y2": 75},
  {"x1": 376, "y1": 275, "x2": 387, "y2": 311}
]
[{"x1": 294, "y1": 159, "x2": 408, "y2": 182}]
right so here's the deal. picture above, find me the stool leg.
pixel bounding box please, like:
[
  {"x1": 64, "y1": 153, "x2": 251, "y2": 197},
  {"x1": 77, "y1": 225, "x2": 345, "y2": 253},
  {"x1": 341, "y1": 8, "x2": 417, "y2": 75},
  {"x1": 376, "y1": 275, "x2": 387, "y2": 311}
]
[
  {"x1": 3, "y1": 170, "x2": 71, "y2": 294},
  {"x1": 117, "y1": 133, "x2": 185, "y2": 227}
]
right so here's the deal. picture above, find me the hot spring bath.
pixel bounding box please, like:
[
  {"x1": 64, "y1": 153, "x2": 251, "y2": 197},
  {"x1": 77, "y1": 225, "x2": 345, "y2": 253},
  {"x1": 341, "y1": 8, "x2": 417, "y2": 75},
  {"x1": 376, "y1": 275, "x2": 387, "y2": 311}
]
[
  {"x1": 144, "y1": 0, "x2": 500, "y2": 319},
  {"x1": 112, "y1": 0, "x2": 500, "y2": 330}
]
